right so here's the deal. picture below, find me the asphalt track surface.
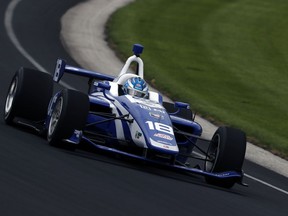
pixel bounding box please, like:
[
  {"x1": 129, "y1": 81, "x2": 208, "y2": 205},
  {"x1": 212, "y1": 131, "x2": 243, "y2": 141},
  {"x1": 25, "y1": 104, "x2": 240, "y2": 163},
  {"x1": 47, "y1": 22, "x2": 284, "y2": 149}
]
[{"x1": 0, "y1": 0, "x2": 287, "y2": 215}]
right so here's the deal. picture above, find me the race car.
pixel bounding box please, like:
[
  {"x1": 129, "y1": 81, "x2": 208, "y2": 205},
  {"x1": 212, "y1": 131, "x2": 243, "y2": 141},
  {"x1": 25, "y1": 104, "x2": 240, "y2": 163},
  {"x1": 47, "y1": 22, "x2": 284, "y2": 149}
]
[{"x1": 3, "y1": 44, "x2": 247, "y2": 188}]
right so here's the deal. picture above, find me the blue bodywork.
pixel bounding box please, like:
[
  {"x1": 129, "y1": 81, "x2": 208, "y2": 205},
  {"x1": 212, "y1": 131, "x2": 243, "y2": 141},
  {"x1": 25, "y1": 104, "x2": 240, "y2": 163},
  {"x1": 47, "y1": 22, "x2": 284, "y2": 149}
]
[{"x1": 46, "y1": 44, "x2": 244, "y2": 183}]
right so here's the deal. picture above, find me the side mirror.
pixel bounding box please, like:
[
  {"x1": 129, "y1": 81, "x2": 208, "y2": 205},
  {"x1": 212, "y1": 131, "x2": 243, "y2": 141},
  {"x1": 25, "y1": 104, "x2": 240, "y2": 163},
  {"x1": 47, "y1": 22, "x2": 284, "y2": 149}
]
[
  {"x1": 94, "y1": 82, "x2": 111, "y2": 91},
  {"x1": 93, "y1": 82, "x2": 114, "y2": 101},
  {"x1": 175, "y1": 101, "x2": 190, "y2": 109}
]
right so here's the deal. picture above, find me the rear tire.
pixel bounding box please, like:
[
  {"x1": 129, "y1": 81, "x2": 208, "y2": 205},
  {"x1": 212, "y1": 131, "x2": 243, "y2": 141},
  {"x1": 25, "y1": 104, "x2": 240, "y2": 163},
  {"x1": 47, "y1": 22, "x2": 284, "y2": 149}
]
[
  {"x1": 4, "y1": 67, "x2": 53, "y2": 125},
  {"x1": 47, "y1": 89, "x2": 89, "y2": 149},
  {"x1": 204, "y1": 126, "x2": 246, "y2": 188}
]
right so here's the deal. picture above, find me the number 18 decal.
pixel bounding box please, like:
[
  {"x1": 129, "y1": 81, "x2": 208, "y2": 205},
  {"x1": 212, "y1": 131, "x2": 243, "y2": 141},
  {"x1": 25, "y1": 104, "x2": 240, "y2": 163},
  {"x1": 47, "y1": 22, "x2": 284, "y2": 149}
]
[{"x1": 145, "y1": 121, "x2": 173, "y2": 135}]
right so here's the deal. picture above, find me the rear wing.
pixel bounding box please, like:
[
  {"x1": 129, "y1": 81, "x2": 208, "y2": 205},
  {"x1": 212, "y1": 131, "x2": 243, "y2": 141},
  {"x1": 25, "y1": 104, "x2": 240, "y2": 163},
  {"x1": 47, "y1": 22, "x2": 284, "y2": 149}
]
[{"x1": 53, "y1": 59, "x2": 115, "y2": 83}]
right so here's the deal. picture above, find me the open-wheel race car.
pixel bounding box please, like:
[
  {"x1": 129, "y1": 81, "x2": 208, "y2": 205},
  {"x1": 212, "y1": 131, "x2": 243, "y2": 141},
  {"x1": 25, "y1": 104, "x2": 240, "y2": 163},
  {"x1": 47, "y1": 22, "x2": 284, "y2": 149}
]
[{"x1": 4, "y1": 44, "x2": 247, "y2": 188}]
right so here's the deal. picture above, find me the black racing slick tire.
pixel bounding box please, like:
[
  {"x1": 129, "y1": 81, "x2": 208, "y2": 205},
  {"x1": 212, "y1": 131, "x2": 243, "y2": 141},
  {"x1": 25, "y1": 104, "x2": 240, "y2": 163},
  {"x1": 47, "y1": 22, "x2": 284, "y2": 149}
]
[
  {"x1": 4, "y1": 67, "x2": 53, "y2": 125},
  {"x1": 204, "y1": 126, "x2": 246, "y2": 188},
  {"x1": 47, "y1": 89, "x2": 89, "y2": 149}
]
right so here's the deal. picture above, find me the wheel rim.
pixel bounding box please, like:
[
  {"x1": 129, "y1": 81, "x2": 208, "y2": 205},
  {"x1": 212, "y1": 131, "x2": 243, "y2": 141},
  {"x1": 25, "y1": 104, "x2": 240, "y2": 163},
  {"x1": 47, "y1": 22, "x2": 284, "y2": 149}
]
[
  {"x1": 205, "y1": 134, "x2": 220, "y2": 172},
  {"x1": 4, "y1": 77, "x2": 18, "y2": 118},
  {"x1": 48, "y1": 97, "x2": 63, "y2": 137}
]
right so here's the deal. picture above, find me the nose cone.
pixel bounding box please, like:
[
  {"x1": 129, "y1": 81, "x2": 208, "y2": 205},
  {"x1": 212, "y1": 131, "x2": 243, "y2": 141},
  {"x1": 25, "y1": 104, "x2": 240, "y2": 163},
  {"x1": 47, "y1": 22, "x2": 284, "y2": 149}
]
[
  {"x1": 148, "y1": 136, "x2": 179, "y2": 154},
  {"x1": 130, "y1": 98, "x2": 179, "y2": 154}
]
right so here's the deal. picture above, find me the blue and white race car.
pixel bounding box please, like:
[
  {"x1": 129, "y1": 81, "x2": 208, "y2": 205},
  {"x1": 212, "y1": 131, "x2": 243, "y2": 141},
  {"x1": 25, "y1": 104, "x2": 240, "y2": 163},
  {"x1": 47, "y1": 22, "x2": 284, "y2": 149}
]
[{"x1": 4, "y1": 44, "x2": 247, "y2": 188}]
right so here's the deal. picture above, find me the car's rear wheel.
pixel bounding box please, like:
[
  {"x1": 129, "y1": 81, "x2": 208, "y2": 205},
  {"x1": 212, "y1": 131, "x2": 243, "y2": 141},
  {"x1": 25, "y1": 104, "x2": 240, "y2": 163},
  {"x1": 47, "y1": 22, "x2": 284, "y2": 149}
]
[
  {"x1": 204, "y1": 126, "x2": 246, "y2": 188},
  {"x1": 4, "y1": 67, "x2": 53, "y2": 125},
  {"x1": 47, "y1": 89, "x2": 89, "y2": 149}
]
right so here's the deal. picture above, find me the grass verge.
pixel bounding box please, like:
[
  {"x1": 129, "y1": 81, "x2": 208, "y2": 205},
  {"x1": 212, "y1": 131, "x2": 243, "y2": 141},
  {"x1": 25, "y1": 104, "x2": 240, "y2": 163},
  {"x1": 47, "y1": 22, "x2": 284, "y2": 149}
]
[{"x1": 106, "y1": 0, "x2": 288, "y2": 159}]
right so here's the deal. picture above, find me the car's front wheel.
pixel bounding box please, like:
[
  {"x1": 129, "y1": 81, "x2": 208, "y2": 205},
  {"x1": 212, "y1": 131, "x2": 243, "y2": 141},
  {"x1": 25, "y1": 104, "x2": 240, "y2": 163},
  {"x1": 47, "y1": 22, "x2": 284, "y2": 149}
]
[
  {"x1": 204, "y1": 126, "x2": 246, "y2": 188},
  {"x1": 47, "y1": 89, "x2": 89, "y2": 149}
]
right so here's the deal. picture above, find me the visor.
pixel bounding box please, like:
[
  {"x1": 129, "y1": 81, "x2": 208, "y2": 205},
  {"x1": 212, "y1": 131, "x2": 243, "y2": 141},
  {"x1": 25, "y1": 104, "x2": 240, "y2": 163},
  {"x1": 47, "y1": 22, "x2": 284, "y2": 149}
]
[{"x1": 126, "y1": 88, "x2": 148, "y2": 98}]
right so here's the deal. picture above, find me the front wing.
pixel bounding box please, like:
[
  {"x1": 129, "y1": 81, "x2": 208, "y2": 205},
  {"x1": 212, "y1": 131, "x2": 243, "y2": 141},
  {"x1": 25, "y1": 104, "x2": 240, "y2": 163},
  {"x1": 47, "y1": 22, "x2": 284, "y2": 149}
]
[{"x1": 81, "y1": 135, "x2": 246, "y2": 185}]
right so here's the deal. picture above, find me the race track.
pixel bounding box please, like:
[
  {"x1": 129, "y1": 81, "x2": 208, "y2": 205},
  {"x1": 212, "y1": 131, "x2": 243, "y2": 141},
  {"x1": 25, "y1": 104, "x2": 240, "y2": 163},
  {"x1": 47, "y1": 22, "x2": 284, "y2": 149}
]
[{"x1": 0, "y1": 0, "x2": 287, "y2": 215}]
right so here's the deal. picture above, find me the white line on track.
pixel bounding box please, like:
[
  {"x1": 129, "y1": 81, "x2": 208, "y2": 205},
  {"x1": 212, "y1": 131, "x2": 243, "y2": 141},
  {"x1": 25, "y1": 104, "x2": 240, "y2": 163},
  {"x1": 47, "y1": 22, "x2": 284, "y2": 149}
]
[
  {"x1": 4, "y1": 0, "x2": 288, "y2": 196},
  {"x1": 193, "y1": 151, "x2": 288, "y2": 195},
  {"x1": 4, "y1": 0, "x2": 73, "y2": 89},
  {"x1": 244, "y1": 174, "x2": 288, "y2": 195}
]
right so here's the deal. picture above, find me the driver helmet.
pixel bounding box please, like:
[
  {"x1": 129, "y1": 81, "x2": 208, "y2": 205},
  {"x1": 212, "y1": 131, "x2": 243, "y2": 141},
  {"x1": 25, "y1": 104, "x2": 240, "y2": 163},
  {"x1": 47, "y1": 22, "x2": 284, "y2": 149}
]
[{"x1": 123, "y1": 77, "x2": 149, "y2": 98}]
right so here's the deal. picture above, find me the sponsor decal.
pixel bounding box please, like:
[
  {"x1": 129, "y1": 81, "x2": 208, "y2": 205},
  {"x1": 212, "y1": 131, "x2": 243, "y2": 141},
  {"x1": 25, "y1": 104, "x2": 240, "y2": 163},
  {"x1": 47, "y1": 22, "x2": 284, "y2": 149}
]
[
  {"x1": 136, "y1": 98, "x2": 163, "y2": 108},
  {"x1": 150, "y1": 138, "x2": 179, "y2": 151},
  {"x1": 216, "y1": 172, "x2": 230, "y2": 177},
  {"x1": 153, "y1": 108, "x2": 166, "y2": 114},
  {"x1": 153, "y1": 133, "x2": 173, "y2": 141},
  {"x1": 135, "y1": 131, "x2": 142, "y2": 139},
  {"x1": 139, "y1": 104, "x2": 166, "y2": 114},
  {"x1": 157, "y1": 140, "x2": 171, "y2": 145},
  {"x1": 139, "y1": 104, "x2": 151, "y2": 111},
  {"x1": 149, "y1": 112, "x2": 163, "y2": 120},
  {"x1": 162, "y1": 145, "x2": 170, "y2": 149}
]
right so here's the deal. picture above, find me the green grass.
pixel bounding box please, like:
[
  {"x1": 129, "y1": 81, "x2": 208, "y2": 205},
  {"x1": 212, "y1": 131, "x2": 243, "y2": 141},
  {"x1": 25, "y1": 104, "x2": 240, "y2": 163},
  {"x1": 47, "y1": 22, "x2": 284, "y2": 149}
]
[{"x1": 106, "y1": 0, "x2": 288, "y2": 158}]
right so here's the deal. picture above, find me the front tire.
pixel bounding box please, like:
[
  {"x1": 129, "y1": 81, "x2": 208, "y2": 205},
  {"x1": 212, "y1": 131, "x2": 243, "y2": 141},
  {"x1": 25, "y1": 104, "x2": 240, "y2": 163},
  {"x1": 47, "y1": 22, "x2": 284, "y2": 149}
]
[
  {"x1": 4, "y1": 67, "x2": 53, "y2": 125},
  {"x1": 204, "y1": 126, "x2": 246, "y2": 188},
  {"x1": 47, "y1": 89, "x2": 89, "y2": 149}
]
